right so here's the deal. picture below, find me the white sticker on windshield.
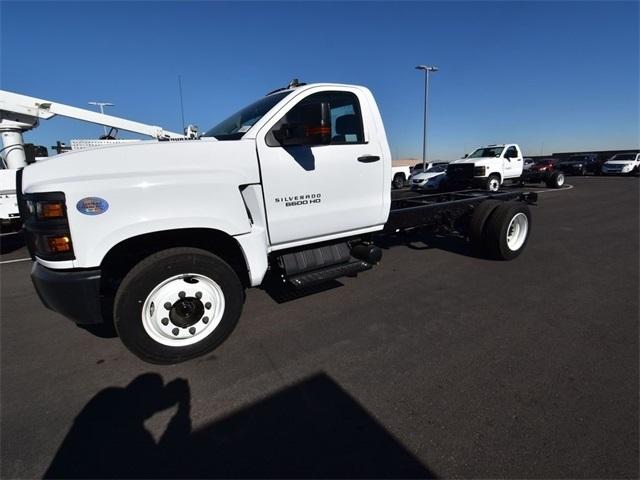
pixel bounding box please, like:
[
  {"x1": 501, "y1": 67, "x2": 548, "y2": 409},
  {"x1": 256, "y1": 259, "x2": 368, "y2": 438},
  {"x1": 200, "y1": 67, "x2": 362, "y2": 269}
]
[{"x1": 238, "y1": 125, "x2": 251, "y2": 133}]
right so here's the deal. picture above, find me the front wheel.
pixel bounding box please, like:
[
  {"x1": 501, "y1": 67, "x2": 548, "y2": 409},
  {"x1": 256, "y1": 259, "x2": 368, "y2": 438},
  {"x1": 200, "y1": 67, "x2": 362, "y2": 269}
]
[
  {"x1": 485, "y1": 174, "x2": 501, "y2": 192},
  {"x1": 392, "y1": 173, "x2": 406, "y2": 189},
  {"x1": 114, "y1": 248, "x2": 244, "y2": 364}
]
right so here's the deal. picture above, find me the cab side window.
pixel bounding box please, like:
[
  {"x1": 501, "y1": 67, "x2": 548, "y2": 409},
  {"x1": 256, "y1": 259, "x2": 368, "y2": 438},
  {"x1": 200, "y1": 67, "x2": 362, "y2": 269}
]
[
  {"x1": 269, "y1": 91, "x2": 364, "y2": 146},
  {"x1": 505, "y1": 146, "x2": 518, "y2": 158}
]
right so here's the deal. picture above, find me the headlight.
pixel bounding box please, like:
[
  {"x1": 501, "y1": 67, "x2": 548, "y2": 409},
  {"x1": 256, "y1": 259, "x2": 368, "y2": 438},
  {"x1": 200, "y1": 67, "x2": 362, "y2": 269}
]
[
  {"x1": 474, "y1": 166, "x2": 486, "y2": 176},
  {"x1": 18, "y1": 191, "x2": 75, "y2": 261},
  {"x1": 36, "y1": 201, "x2": 66, "y2": 219}
]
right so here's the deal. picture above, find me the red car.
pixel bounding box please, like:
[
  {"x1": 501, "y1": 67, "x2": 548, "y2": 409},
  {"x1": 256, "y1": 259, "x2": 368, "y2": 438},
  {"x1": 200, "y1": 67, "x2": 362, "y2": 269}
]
[{"x1": 521, "y1": 158, "x2": 565, "y2": 188}]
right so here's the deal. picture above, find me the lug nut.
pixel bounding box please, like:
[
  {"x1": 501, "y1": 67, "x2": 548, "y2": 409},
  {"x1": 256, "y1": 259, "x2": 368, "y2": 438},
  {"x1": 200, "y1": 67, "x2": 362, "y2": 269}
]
[
  {"x1": 161, "y1": 318, "x2": 169, "y2": 326},
  {"x1": 178, "y1": 291, "x2": 186, "y2": 299},
  {"x1": 202, "y1": 316, "x2": 209, "y2": 324},
  {"x1": 189, "y1": 327, "x2": 196, "y2": 335},
  {"x1": 195, "y1": 291, "x2": 202, "y2": 299},
  {"x1": 164, "y1": 302, "x2": 172, "y2": 310},
  {"x1": 205, "y1": 302, "x2": 211, "y2": 309},
  {"x1": 172, "y1": 328, "x2": 179, "y2": 336}
]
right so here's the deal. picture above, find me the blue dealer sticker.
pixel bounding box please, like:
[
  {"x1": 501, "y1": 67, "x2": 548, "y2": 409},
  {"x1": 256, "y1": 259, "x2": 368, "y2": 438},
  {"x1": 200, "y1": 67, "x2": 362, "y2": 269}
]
[{"x1": 76, "y1": 197, "x2": 109, "y2": 215}]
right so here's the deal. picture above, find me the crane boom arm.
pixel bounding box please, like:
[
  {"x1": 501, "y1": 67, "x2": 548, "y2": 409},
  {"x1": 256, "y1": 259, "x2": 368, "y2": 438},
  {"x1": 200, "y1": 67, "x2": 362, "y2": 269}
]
[{"x1": 0, "y1": 90, "x2": 183, "y2": 139}]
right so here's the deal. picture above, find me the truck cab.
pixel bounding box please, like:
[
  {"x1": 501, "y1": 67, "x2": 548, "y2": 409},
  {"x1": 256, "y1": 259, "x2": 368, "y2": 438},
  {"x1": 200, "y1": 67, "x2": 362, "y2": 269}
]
[{"x1": 447, "y1": 144, "x2": 524, "y2": 192}]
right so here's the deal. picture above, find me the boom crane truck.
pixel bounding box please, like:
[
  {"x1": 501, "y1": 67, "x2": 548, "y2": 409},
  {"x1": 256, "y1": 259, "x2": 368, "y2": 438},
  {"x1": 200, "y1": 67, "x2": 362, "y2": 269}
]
[
  {"x1": 0, "y1": 90, "x2": 186, "y2": 230},
  {"x1": 13, "y1": 81, "x2": 538, "y2": 364}
]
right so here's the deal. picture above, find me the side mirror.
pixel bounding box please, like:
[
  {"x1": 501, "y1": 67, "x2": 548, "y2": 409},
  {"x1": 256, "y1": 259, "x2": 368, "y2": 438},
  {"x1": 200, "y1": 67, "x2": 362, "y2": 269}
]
[{"x1": 273, "y1": 102, "x2": 332, "y2": 147}]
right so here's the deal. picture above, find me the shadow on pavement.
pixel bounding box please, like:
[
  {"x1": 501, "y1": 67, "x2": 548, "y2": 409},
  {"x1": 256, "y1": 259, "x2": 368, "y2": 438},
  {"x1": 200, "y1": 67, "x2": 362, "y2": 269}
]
[
  {"x1": 45, "y1": 372, "x2": 436, "y2": 479},
  {"x1": 375, "y1": 230, "x2": 485, "y2": 259}
]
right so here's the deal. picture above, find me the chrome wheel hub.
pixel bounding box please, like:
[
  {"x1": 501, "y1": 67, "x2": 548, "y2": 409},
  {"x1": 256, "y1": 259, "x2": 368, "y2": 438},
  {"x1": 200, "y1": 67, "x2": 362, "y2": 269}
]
[{"x1": 142, "y1": 273, "x2": 225, "y2": 347}]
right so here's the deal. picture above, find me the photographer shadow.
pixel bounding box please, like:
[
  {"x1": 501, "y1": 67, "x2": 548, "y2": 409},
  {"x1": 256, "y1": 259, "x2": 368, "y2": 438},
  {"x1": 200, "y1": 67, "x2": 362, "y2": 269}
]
[
  {"x1": 44, "y1": 373, "x2": 191, "y2": 479},
  {"x1": 45, "y1": 372, "x2": 436, "y2": 478}
]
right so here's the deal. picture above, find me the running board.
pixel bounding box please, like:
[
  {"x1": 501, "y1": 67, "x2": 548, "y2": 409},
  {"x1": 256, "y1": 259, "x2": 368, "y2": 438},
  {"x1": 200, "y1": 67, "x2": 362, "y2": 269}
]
[{"x1": 286, "y1": 260, "x2": 372, "y2": 288}]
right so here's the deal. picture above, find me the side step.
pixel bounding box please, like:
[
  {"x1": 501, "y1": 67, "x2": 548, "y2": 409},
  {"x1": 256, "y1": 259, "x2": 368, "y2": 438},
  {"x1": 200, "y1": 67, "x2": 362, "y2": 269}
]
[{"x1": 287, "y1": 260, "x2": 372, "y2": 289}]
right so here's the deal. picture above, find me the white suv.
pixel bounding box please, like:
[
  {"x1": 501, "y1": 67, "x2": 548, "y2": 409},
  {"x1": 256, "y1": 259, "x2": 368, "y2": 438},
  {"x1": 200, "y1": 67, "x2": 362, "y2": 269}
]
[{"x1": 601, "y1": 153, "x2": 640, "y2": 175}]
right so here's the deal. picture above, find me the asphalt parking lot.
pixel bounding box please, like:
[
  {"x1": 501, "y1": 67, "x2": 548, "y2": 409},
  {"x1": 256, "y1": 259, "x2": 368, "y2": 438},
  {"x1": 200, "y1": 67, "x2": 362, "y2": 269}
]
[{"x1": 1, "y1": 176, "x2": 638, "y2": 479}]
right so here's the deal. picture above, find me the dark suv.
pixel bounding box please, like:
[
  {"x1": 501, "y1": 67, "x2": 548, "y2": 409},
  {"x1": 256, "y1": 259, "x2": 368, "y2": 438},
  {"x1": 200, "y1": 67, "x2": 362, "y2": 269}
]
[{"x1": 556, "y1": 154, "x2": 601, "y2": 175}]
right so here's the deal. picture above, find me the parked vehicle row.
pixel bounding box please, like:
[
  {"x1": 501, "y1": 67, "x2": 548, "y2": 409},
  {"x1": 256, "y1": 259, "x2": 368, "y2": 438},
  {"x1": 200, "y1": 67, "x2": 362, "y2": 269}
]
[
  {"x1": 408, "y1": 144, "x2": 565, "y2": 193},
  {"x1": 404, "y1": 148, "x2": 637, "y2": 194}
]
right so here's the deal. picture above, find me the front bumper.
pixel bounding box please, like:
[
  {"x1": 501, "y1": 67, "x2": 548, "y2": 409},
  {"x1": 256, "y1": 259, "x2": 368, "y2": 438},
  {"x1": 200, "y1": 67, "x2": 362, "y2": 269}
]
[{"x1": 31, "y1": 263, "x2": 104, "y2": 325}]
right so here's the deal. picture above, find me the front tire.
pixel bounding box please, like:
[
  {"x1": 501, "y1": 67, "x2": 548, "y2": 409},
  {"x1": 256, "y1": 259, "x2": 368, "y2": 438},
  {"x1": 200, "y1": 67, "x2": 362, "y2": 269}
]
[
  {"x1": 485, "y1": 174, "x2": 501, "y2": 192},
  {"x1": 114, "y1": 248, "x2": 244, "y2": 364},
  {"x1": 393, "y1": 173, "x2": 406, "y2": 189}
]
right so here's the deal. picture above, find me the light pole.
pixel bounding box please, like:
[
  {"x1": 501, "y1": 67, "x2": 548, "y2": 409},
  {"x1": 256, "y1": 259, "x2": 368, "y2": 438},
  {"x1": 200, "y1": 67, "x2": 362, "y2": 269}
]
[
  {"x1": 88, "y1": 101, "x2": 114, "y2": 136},
  {"x1": 415, "y1": 65, "x2": 438, "y2": 171}
]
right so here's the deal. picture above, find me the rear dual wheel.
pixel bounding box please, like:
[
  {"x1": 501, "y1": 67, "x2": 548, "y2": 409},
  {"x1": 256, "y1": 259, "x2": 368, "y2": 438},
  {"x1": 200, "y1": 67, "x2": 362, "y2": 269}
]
[
  {"x1": 470, "y1": 201, "x2": 531, "y2": 260},
  {"x1": 114, "y1": 248, "x2": 244, "y2": 364},
  {"x1": 545, "y1": 171, "x2": 565, "y2": 188}
]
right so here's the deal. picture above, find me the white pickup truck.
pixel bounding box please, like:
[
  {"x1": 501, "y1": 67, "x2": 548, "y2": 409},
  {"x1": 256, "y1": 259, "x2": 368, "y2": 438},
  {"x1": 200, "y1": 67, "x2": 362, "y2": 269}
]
[
  {"x1": 446, "y1": 144, "x2": 525, "y2": 192},
  {"x1": 18, "y1": 82, "x2": 538, "y2": 364}
]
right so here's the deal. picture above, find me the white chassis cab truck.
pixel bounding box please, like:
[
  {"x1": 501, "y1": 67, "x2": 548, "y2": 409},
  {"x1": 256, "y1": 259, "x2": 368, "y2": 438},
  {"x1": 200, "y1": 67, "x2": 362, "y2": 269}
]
[
  {"x1": 18, "y1": 82, "x2": 538, "y2": 364},
  {"x1": 446, "y1": 144, "x2": 525, "y2": 192}
]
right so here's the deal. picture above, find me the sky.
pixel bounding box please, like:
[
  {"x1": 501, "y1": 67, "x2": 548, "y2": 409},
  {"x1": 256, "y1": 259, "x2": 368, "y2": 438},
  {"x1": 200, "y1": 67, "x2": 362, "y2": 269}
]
[{"x1": 1, "y1": 1, "x2": 638, "y2": 161}]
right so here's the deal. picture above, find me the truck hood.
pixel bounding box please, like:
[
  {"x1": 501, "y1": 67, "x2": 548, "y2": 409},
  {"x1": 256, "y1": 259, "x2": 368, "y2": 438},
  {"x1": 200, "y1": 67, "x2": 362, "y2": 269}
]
[
  {"x1": 450, "y1": 157, "x2": 495, "y2": 166},
  {"x1": 21, "y1": 138, "x2": 259, "y2": 193},
  {"x1": 605, "y1": 160, "x2": 636, "y2": 166}
]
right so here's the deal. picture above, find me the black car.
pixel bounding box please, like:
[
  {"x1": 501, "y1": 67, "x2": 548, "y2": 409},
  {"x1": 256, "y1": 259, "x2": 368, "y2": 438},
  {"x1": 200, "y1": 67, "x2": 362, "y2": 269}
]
[{"x1": 556, "y1": 154, "x2": 601, "y2": 176}]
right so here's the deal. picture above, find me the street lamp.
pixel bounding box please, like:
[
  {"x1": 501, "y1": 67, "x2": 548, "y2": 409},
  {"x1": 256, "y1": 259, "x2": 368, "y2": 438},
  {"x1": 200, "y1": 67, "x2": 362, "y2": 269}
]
[
  {"x1": 88, "y1": 101, "x2": 114, "y2": 136},
  {"x1": 415, "y1": 65, "x2": 438, "y2": 171}
]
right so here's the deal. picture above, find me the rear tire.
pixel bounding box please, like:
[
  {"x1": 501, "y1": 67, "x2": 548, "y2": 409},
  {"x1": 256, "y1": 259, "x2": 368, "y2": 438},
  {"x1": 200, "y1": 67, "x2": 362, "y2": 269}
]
[
  {"x1": 483, "y1": 203, "x2": 532, "y2": 260},
  {"x1": 393, "y1": 173, "x2": 406, "y2": 189},
  {"x1": 485, "y1": 174, "x2": 501, "y2": 192},
  {"x1": 114, "y1": 247, "x2": 244, "y2": 364},
  {"x1": 545, "y1": 171, "x2": 565, "y2": 188},
  {"x1": 468, "y1": 199, "x2": 502, "y2": 249}
]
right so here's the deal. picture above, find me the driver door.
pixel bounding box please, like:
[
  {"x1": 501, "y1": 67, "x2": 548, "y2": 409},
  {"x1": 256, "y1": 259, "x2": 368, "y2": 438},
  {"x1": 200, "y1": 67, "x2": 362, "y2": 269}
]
[
  {"x1": 256, "y1": 88, "x2": 386, "y2": 246},
  {"x1": 503, "y1": 145, "x2": 523, "y2": 177}
]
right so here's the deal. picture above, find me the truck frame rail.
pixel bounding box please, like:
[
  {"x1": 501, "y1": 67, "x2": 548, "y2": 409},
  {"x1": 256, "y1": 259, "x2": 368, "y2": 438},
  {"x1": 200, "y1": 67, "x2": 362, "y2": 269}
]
[{"x1": 385, "y1": 189, "x2": 538, "y2": 232}]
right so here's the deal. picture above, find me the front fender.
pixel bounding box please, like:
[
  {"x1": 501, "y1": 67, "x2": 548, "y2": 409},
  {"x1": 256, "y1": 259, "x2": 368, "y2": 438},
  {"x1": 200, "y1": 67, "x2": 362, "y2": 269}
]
[{"x1": 67, "y1": 177, "x2": 252, "y2": 268}]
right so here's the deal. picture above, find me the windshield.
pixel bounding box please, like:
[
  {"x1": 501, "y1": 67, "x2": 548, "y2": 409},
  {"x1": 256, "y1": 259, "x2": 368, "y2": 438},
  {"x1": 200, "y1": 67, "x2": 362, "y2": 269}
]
[
  {"x1": 429, "y1": 164, "x2": 447, "y2": 173},
  {"x1": 203, "y1": 91, "x2": 291, "y2": 140},
  {"x1": 610, "y1": 154, "x2": 636, "y2": 161},
  {"x1": 468, "y1": 147, "x2": 504, "y2": 158}
]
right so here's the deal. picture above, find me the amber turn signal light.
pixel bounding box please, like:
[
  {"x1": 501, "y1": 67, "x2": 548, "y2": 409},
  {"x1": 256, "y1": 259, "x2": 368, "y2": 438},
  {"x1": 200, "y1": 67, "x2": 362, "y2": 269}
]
[
  {"x1": 37, "y1": 202, "x2": 65, "y2": 219},
  {"x1": 47, "y1": 236, "x2": 72, "y2": 253}
]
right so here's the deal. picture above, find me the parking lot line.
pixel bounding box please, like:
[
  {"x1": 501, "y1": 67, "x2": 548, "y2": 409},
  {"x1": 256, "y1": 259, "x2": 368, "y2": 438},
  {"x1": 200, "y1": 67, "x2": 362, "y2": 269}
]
[{"x1": 0, "y1": 258, "x2": 31, "y2": 265}]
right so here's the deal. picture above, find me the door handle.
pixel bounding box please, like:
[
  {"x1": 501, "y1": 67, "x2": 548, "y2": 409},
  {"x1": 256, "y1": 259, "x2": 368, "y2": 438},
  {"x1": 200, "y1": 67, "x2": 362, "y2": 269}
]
[{"x1": 358, "y1": 155, "x2": 380, "y2": 163}]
